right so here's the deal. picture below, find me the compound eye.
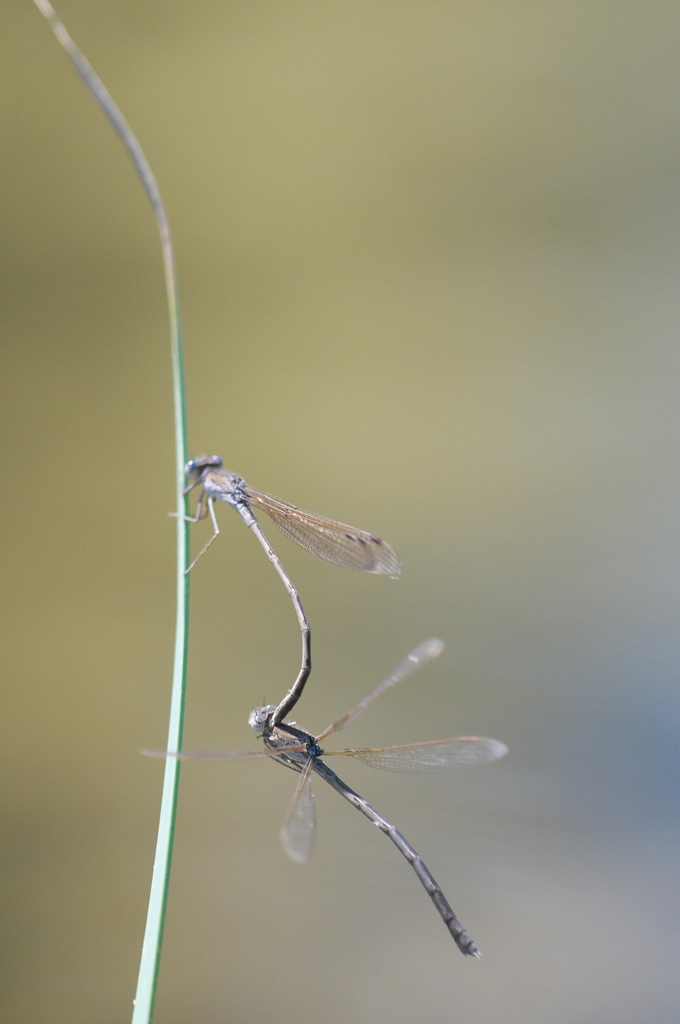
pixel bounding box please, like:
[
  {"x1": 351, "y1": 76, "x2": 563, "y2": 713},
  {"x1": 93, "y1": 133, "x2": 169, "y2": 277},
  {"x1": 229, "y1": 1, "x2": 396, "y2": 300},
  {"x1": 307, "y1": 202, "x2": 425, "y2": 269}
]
[{"x1": 189, "y1": 454, "x2": 223, "y2": 473}]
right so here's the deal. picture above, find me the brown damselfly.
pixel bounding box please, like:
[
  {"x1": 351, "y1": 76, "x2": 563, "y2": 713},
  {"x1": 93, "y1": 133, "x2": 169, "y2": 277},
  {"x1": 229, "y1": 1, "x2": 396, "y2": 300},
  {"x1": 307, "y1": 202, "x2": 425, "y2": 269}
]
[
  {"x1": 143, "y1": 639, "x2": 507, "y2": 956},
  {"x1": 175, "y1": 455, "x2": 400, "y2": 724}
]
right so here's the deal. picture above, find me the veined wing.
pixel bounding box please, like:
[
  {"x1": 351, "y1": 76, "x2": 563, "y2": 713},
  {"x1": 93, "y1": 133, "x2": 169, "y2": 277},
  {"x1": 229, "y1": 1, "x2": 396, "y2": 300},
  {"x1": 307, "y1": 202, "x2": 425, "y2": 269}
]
[
  {"x1": 323, "y1": 737, "x2": 508, "y2": 772},
  {"x1": 280, "y1": 758, "x2": 316, "y2": 864},
  {"x1": 140, "y1": 745, "x2": 307, "y2": 762},
  {"x1": 316, "y1": 638, "x2": 445, "y2": 741},
  {"x1": 243, "y1": 485, "x2": 400, "y2": 577}
]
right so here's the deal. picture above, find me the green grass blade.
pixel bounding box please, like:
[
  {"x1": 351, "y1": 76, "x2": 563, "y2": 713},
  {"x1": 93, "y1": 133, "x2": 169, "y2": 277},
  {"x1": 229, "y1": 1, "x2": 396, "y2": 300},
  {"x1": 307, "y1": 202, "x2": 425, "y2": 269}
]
[{"x1": 31, "y1": 3, "x2": 191, "y2": 1021}]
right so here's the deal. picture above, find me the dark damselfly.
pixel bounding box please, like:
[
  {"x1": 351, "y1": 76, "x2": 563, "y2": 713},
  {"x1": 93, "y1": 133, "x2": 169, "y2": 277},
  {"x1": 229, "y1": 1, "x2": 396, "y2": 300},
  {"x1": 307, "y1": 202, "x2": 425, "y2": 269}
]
[{"x1": 143, "y1": 639, "x2": 507, "y2": 956}]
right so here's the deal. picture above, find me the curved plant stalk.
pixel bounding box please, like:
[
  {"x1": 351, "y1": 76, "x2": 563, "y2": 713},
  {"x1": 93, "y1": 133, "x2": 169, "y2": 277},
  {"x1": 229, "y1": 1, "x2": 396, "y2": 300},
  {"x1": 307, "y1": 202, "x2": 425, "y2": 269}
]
[{"x1": 31, "y1": 4, "x2": 190, "y2": 1021}]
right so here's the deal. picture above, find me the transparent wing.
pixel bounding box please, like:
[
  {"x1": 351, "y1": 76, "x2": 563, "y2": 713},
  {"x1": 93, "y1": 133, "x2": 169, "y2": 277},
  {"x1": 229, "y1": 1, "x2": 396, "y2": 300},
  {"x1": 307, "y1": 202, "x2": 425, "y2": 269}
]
[
  {"x1": 280, "y1": 759, "x2": 316, "y2": 864},
  {"x1": 316, "y1": 638, "x2": 445, "y2": 741},
  {"x1": 243, "y1": 486, "x2": 400, "y2": 577},
  {"x1": 140, "y1": 745, "x2": 307, "y2": 762},
  {"x1": 323, "y1": 737, "x2": 508, "y2": 773}
]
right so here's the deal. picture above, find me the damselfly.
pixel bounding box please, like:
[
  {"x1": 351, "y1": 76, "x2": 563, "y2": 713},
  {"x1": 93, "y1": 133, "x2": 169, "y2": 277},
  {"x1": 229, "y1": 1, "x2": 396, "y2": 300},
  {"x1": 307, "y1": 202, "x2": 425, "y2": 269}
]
[
  {"x1": 144, "y1": 639, "x2": 507, "y2": 956},
  {"x1": 175, "y1": 455, "x2": 400, "y2": 723}
]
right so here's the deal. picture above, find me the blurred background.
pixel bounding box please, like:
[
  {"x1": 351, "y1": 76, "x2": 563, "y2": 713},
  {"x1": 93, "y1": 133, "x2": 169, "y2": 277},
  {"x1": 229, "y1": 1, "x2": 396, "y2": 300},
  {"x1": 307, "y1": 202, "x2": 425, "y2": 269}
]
[{"x1": 3, "y1": 2, "x2": 680, "y2": 1021}]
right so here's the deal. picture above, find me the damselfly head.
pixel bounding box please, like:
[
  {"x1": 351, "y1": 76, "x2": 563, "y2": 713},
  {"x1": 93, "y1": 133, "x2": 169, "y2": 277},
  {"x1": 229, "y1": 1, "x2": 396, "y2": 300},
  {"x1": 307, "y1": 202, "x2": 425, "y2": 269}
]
[
  {"x1": 185, "y1": 454, "x2": 223, "y2": 478},
  {"x1": 249, "y1": 705, "x2": 277, "y2": 733}
]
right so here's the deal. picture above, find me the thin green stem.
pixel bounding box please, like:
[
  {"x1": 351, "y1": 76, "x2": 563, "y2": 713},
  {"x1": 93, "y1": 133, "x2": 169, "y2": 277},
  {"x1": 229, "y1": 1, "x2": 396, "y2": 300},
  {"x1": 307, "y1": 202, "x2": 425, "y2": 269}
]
[{"x1": 31, "y1": 4, "x2": 190, "y2": 1021}]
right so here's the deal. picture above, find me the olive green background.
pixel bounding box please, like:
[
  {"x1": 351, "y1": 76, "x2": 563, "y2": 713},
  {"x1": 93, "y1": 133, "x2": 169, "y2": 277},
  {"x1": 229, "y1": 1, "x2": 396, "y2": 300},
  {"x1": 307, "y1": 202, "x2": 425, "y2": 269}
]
[{"x1": 3, "y1": 2, "x2": 680, "y2": 1022}]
